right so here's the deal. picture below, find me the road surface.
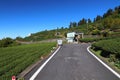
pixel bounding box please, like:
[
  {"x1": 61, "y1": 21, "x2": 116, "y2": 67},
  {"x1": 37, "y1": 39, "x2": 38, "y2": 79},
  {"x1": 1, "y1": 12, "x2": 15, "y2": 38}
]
[{"x1": 25, "y1": 43, "x2": 120, "y2": 80}]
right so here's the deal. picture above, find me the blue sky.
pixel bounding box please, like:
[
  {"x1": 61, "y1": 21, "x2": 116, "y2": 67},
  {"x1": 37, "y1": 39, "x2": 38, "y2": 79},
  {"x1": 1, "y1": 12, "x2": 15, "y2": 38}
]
[{"x1": 0, "y1": 0, "x2": 120, "y2": 39}]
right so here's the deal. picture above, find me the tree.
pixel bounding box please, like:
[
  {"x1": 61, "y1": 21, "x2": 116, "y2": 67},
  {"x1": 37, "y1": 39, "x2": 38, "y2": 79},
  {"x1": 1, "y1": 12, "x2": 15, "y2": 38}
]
[
  {"x1": 103, "y1": 9, "x2": 113, "y2": 18},
  {"x1": 118, "y1": 6, "x2": 120, "y2": 14},
  {"x1": 69, "y1": 22, "x2": 77, "y2": 28},
  {"x1": 111, "y1": 18, "x2": 120, "y2": 31},
  {"x1": 78, "y1": 18, "x2": 87, "y2": 26},
  {"x1": 16, "y1": 36, "x2": 23, "y2": 41},
  {"x1": 95, "y1": 15, "x2": 102, "y2": 22},
  {"x1": 107, "y1": 9, "x2": 113, "y2": 15},
  {"x1": 69, "y1": 22, "x2": 73, "y2": 28},
  {"x1": 73, "y1": 22, "x2": 77, "y2": 27},
  {"x1": 114, "y1": 6, "x2": 120, "y2": 14},
  {"x1": 0, "y1": 37, "x2": 14, "y2": 47},
  {"x1": 61, "y1": 26, "x2": 64, "y2": 29},
  {"x1": 102, "y1": 17, "x2": 113, "y2": 29},
  {"x1": 88, "y1": 18, "x2": 92, "y2": 23}
]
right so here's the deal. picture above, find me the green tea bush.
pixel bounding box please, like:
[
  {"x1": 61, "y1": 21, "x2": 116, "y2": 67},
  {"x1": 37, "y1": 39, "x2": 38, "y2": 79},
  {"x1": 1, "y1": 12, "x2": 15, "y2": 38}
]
[
  {"x1": 0, "y1": 42, "x2": 56, "y2": 80},
  {"x1": 80, "y1": 37, "x2": 119, "y2": 43},
  {"x1": 79, "y1": 37, "x2": 104, "y2": 43},
  {"x1": 92, "y1": 38, "x2": 120, "y2": 58},
  {"x1": 80, "y1": 38, "x2": 99, "y2": 43},
  {"x1": 92, "y1": 38, "x2": 120, "y2": 69}
]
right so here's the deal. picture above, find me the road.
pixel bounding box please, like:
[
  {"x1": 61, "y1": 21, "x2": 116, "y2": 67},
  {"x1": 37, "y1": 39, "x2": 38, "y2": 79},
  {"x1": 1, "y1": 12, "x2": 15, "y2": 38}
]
[{"x1": 25, "y1": 43, "x2": 120, "y2": 80}]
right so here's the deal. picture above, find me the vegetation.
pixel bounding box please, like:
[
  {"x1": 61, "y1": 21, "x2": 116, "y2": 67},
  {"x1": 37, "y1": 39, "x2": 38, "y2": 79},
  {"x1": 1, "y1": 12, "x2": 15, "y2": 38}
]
[
  {"x1": 0, "y1": 5, "x2": 120, "y2": 80},
  {"x1": 15, "y1": 5, "x2": 120, "y2": 41},
  {"x1": 79, "y1": 37, "x2": 117, "y2": 43},
  {"x1": 91, "y1": 38, "x2": 120, "y2": 69},
  {"x1": 0, "y1": 42, "x2": 56, "y2": 80},
  {"x1": 79, "y1": 37, "x2": 102, "y2": 43},
  {"x1": 0, "y1": 37, "x2": 20, "y2": 48}
]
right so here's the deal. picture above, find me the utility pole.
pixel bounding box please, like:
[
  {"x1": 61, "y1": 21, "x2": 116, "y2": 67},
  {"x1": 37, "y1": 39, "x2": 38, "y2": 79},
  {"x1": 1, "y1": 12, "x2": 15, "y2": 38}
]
[
  {"x1": 87, "y1": 20, "x2": 88, "y2": 34},
  {"x1": 56, "y1": 27, "x2": 58, "y2": 38}
]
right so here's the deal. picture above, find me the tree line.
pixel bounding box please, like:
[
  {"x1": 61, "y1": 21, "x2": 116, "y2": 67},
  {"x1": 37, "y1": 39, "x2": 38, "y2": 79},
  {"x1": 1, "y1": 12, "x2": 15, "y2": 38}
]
[
  {"x1": 68, "y1": 5, "x2": 120, "y2": 36},
  {"x1": 1, "y1": 5, "x2": 120, "y2": 42}
]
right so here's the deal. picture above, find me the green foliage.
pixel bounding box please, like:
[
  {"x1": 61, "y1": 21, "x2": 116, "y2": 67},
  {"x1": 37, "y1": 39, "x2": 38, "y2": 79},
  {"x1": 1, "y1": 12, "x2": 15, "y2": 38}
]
[
  {"x1": 88, "y1": 18, "x2": 92, "y2": 23},
  {"x1": 92, "y1": 38, "x2": 120, "y2": 58},
  {"x1": 91, "y1": 29, "x2": 100, "y2": 35},
  {"x1": 16, "y1": 37, "x2": 24, "y2": 41},
  {"x1": 101, "y1": 30, "x2": 110, "y2": 37},
  {"x1": 94, "y1": 15, "x2": 102, "y2": 22},
  {"x1": 102, "y1": 17, "x2": 120, "y2": 30},
  {"x1": 110, "y1": 32, "x2": 120, "y2": 37},
  {"x1": 23, "y1": 30, "x2": 59, "y2": 41},
  {"x1": 78, "y1": 18, "x2": 87, "y2": 26},
  {"x1": 69, "y1": 22, "x2": 77, "y2": 28},
  {"x1": 103, "y1": 8, "x2": 113, "y2": 18},
  {"x1": 0, "y1": 37, "x2": 13, "y2": 47},
  {"x1": 79, "y1": 38, "x2": 101, "y2": 43},
  {"x1": 20, "y1": 5, "x2": 120, "y2": 41},
  {"x1": 115, "y1": 60, "x2": 120, "y2": 69},
  {"x1": 0, "y1": 37, "x2": 20, "y2": 48},
  {"x1": 79, "y1": 37, "x2": 115, "y2": 43},
  {"x1": 92, "y1": 38, "x2": 120, "y2": 69},
  {"x1": 0, "y1": 42, "x2": 56, "y2": 80}
]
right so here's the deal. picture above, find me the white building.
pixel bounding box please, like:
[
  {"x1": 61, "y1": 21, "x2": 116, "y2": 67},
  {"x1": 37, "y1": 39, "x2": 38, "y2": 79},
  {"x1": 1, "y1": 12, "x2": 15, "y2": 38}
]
[{"x1": 66, "y1": 32, "x2": 84, "y2": 43}]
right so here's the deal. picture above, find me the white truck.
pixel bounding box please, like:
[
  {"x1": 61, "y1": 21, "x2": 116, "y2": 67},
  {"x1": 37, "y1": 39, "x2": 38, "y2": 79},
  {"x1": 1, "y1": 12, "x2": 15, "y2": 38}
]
[{"x1": 57, "y1": 39, "x2": 63, "y2": 46}]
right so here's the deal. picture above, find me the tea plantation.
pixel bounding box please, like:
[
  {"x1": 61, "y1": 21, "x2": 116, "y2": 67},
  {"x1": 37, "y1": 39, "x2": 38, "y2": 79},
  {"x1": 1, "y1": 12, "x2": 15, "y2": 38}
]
[
  {"x1": 0, "y1": 42, "x2": 56, "y2": 80},
  {"x1": 92, "y1": 38, "x2": 120, "y2": 68}
]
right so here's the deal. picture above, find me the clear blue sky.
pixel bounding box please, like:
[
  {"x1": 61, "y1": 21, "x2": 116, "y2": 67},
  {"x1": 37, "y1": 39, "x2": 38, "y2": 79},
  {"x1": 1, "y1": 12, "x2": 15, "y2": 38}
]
[{"x1": 0, "y1": 0, "x2": 120, "y2": 39}]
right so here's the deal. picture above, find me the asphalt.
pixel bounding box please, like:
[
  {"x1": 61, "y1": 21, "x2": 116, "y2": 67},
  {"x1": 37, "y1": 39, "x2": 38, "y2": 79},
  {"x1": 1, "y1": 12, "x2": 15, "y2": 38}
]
[{"x1": 25, "y1": 43, "x2": 120, "y2": 80}]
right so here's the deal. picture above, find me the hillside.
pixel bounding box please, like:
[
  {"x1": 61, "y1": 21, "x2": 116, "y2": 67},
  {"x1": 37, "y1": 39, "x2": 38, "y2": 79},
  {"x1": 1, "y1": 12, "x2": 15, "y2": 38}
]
[{"x1": 17, "y1": 5, "x2": 120, "y2": 41}]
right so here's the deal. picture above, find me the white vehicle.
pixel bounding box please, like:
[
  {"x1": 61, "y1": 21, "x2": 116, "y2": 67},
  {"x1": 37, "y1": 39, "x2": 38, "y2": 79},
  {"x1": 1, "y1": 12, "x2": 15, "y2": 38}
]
[{"x1": 57, "y1": 39, "x2": 63, "y2": 46}]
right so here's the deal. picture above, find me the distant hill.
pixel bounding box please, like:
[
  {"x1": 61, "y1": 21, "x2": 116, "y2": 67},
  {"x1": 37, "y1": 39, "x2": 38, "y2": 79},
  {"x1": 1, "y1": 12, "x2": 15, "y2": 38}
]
[{"x1": 17, "y1": 5, "x2": 120, "y2": 41}]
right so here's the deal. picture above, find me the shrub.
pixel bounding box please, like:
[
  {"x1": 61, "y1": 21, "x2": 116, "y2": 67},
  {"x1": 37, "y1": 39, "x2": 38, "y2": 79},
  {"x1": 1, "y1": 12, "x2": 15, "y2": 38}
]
[
  {"x1": 0, "y1": 37, "x2": 13, "y2": 47},
  {"x1": 92, "y1": 29, "x2": 100, "y2": 35},
  {"x1": 0, "y1": 42, "x2": 56, "y2": 79},
  {"x1": 92, "y1": 38, "x2": 120, "y2": 58},
  {"x1": 80, "y1": 37, "x2": 119, "y2": 43},
  {"x1": 79, "y1": 37, "x2": 103, "y2": 43},
  {"x1": 0, "y1": 37, "x2": 20, "y2": 48}
]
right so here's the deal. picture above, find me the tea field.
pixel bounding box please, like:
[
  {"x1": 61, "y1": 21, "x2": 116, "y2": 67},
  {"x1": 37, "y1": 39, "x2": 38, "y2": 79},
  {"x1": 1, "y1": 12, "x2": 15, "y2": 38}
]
[
  {"x1": 92, "y1": 38, "x2": 120, "y2": 69},
  {"x1": 0, "y1": 42, "x2": 56, "y2": 80}
]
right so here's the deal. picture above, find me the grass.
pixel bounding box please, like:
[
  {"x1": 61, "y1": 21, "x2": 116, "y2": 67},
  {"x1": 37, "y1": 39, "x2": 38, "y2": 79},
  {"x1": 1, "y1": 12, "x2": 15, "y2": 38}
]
[
  {"x1": 0, "y1": 42, "x2": 56, "y2": 80},
  {"x1": 90, "y1": 48, "x2": 120, "y2": 74}
]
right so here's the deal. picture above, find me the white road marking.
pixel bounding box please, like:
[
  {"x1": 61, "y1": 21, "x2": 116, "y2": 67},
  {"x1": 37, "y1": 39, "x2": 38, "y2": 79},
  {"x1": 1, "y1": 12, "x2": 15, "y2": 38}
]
[
  {"x1": 29, "y1": 46, "x2": 61, "y2": 80},
  {"x1": 87, "y1": 46, "x2": 120, "y2": 79}
]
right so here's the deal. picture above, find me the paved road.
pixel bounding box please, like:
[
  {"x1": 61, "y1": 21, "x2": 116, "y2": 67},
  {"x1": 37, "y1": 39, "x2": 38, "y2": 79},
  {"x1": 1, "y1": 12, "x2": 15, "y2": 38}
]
[{"x1": 26, "y1": 43, "x2": 119, "y2": 80}]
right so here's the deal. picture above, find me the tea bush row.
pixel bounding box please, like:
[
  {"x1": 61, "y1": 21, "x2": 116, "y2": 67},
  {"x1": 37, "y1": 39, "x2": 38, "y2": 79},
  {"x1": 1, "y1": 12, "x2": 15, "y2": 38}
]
[
  {"x1": 92, "y1": 38, "x2": 120, "y2": 58},
  {"x1": 0, "y1": 42, "x2": 56, "y2": 80}
]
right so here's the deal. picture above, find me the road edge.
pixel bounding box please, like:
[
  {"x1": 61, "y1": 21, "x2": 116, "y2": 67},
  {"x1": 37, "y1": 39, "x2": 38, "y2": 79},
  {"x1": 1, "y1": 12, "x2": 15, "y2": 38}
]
[
  {"x1": 29, "y1": 46, "x2": 61, "y2": 80},
  {"x1": 87, "y1": 46, "x2": 120, "y2": 79}
]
